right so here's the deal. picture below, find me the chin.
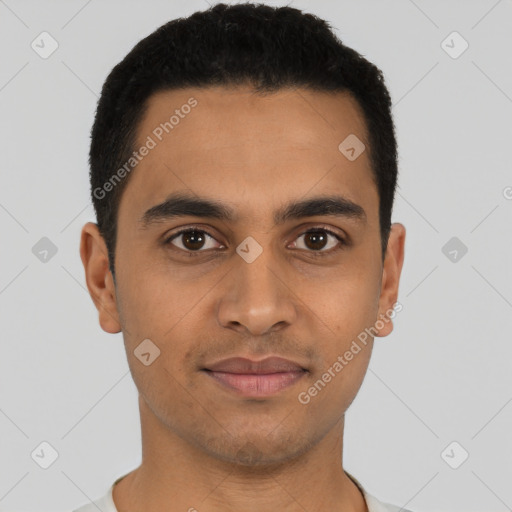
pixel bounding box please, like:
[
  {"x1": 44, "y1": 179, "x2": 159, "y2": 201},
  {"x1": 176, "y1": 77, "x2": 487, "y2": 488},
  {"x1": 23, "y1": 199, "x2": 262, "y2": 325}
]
[{"x1": 199, "y1": 430, "x2": 313, "y2": 469}]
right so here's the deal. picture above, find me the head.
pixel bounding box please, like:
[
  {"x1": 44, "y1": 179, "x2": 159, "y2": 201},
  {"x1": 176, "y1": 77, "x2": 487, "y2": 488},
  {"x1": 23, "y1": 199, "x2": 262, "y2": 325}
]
[
  {"x1": 89, "y1": 2, "x2": 398, "y2": 276},
  {"x1": 81, "y1": 2, "x2": 405, "y2": 467}
]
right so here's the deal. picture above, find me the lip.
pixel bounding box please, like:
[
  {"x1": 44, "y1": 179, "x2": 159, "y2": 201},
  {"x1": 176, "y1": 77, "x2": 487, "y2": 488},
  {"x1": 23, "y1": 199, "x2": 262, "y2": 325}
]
[
  {"x1": 201, "y1": 356, "x2": 308, "y2": 398},
  {"x1": 203, "y1": 356, "x2": 306, "y2": 374}
]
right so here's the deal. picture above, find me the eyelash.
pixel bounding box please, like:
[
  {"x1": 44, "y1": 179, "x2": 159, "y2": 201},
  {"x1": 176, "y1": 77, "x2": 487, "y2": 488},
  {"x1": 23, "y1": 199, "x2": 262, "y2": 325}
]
[{"x1": 164, "y1": 225, "x2": 347, "y2": 256}]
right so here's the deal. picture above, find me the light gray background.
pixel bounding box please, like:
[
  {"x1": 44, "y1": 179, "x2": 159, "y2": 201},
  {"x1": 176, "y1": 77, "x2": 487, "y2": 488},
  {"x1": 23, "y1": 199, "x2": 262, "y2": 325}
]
[{"x1": 1, "y1": 1, "x2": 511, "y2": 511}]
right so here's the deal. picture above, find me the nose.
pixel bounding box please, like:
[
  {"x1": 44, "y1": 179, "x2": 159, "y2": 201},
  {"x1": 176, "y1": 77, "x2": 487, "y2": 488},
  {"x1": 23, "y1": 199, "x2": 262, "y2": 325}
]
[{"x1": 216, "y1": 247, "x2": 298, "y2": 336}]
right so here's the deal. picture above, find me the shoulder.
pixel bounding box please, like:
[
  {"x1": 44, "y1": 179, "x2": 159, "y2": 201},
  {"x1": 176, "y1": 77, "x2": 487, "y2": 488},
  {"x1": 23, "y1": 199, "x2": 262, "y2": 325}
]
[
  {"x1": 346, "y1": 471, "x2": 415, "y2": 512},
  {"x1": 71, "y1": 485, "x2": 117, "y2": 512},
  {"x1": 71, "y1": 472, "x2": 130, "y2": 512},
  {"x1": 365, "y1": 493, "x2": 415, "y2": 512}
]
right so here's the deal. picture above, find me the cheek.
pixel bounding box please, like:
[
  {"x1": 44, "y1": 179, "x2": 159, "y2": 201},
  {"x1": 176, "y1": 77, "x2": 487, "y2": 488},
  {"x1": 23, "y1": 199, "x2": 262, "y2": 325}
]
[
  {"x1": 115, "y1": 255, "x2": 205, "y2": 339},
  {"x1": 114, "y1": 260, "x2": 213, "y2": 387},
  {"x1": 297, "y1": 339, "x2": 372, "y2": 423},
  {"x1": 303, "y1": 277, "x2": 378, "y2": 408},
  {"x1": 311, "y1": 274, "x2": 380, "y2": 340}
]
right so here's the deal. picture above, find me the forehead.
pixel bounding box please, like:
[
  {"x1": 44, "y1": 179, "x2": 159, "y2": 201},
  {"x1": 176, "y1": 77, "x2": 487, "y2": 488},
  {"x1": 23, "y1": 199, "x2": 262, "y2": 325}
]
[
  {"x1": 118, "y1": 85, "x2": 377, "y2": 225},
  {"x1": 139, "y1": 86, "x2": 370, "y2": 160}
]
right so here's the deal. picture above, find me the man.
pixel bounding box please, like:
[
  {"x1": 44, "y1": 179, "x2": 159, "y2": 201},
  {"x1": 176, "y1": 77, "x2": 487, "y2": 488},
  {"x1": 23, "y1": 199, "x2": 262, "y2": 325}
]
[{"x1": 76, "y1": 3, "x2": 408, "y2": 511}]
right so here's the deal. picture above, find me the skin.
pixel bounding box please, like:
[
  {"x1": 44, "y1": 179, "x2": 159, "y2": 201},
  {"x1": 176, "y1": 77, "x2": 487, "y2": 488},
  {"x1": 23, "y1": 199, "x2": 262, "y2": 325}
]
[{"x1": 80, "y1": 85, "x2": 405, "y2": 512}]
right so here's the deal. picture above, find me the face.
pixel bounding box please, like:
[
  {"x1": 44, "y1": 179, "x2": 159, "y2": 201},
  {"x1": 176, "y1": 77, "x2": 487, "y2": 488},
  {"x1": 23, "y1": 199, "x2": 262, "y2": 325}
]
[{"x1": 81, "y1": 85, "x2": 405, "y2": 466}]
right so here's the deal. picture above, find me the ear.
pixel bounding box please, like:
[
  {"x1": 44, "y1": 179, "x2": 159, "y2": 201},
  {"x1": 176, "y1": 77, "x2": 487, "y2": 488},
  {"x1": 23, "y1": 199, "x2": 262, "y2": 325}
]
[
  {"x1": 374, "y1": 222, "x2": 406, "y2": 337},
  {"x1": 79, "y1": 222, "x2": 121, "y2": 334}
]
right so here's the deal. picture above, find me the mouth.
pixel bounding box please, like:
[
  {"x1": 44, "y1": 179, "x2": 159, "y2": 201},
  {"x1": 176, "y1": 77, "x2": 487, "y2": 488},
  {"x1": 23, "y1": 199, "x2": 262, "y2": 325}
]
[{"x1": 201, "y1": 356, "x2": 308, "y2": 398}]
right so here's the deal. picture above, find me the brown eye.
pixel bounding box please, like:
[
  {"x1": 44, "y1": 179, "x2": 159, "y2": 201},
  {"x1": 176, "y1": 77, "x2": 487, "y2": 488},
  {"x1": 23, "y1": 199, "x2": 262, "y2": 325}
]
[
  {"x1": 292, "y1": 229, "x2": 345, "y2": 252},
  {"x1": 166, "y1": 229, "x2": 222, "y2": 252},
  {"x1": 304, "y1": 231, "x2": 328, "y2": 250}
]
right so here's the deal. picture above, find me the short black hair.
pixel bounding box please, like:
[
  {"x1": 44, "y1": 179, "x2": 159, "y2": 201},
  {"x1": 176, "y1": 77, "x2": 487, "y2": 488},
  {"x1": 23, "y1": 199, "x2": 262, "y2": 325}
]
[{"x1": 89, "y1": 2, "x2": 398, "y2": 278}]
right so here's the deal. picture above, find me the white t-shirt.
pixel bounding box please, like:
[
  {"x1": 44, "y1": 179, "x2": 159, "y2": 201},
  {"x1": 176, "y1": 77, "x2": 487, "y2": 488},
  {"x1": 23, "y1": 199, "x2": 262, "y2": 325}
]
[{"x1": 72, "y1": 472, "x2": 413, "y2": 512}]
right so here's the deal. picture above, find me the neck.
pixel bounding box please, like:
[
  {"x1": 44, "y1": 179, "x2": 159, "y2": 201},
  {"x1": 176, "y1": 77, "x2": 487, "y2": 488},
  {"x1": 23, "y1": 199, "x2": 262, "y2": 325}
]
[{"x1": 113, "y1": 395, "x2": 368, "y2": 512}]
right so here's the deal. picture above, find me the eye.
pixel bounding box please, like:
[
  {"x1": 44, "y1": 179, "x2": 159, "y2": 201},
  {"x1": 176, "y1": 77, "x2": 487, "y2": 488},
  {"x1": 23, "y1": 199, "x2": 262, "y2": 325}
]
[
  {"x1": 164, "y1": 226, "x2": 347, "y2": 255},
  {"x1": 290, "y1": 228, "x2": 346, "y2": 253},
  {"x1": 165, "y1": 228, "x2": 223, "y2": 252}
]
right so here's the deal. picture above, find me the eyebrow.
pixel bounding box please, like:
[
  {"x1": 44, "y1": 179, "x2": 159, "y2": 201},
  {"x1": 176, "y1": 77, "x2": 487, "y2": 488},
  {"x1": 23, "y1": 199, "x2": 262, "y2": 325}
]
[{"x1": 139, "y1": 192, "x2": 367, "y2": 229}]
